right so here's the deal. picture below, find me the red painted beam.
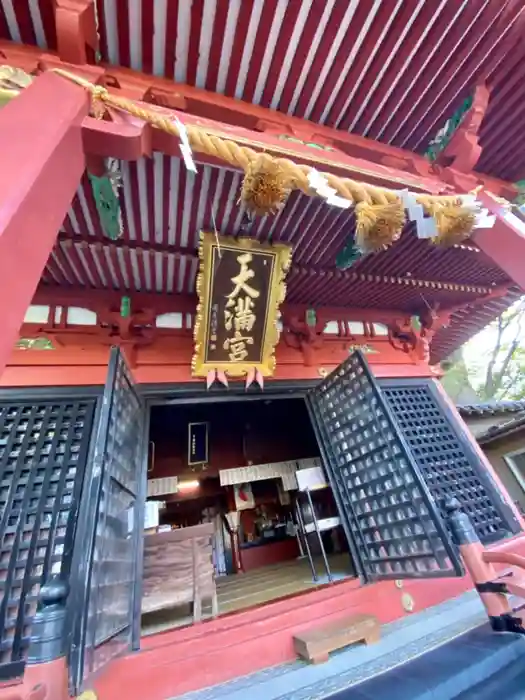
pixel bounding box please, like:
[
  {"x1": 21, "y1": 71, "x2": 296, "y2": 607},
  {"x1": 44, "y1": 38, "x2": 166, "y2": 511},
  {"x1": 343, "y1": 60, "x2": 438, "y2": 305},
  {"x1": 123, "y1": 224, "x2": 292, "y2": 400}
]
[
  {"x1": 474, "y1": 191, "x2": 525, "y2": 291},
  {"x1": 55, "y1": 0, "x2": 98, "y2": 65},
  {"x1": 0, "y1": 72, "x2": 89, "y2": 376},
  {"x1": 80, "y1": 103, "x2": 447, "y2": 193},
  {"x1": 31, "y1": 283, "x2": 418, "y2": 325},
  {"x1": 73, "y1": 94, "x2": 522, "y2": 200},
  {"x1": 0, "y1": 41, "x2": 517, "y2": 198}
]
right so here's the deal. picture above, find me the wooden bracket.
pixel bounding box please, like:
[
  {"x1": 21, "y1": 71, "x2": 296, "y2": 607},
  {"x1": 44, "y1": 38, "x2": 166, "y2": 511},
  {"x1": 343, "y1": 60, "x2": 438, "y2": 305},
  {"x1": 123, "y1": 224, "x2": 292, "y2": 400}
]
[
  {"x1": 436, "y1": 84, "x2": 491, "y2": 173},
  {"x1": 282, "y1": 313, "x2": 326, "y2": 367},
  {"x1": 54, "y1": 0, "x2": 98, "y2": 65}
]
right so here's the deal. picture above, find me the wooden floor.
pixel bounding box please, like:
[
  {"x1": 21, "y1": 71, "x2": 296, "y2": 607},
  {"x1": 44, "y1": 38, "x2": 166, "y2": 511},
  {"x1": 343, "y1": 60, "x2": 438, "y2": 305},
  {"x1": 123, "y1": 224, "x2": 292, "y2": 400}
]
[{"x1": 141, "y1": 553, "x2": 354, "y2": 637}]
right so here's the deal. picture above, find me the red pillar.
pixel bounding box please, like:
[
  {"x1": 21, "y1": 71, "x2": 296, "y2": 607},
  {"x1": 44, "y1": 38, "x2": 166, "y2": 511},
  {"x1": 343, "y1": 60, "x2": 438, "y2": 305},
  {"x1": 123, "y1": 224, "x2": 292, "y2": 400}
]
[
  {"x1": 0, "y1": 71, "x2": 89, "y2": 375},
  {"x1": 474, "y1": 190, "x2": 525, "y2": 291}
]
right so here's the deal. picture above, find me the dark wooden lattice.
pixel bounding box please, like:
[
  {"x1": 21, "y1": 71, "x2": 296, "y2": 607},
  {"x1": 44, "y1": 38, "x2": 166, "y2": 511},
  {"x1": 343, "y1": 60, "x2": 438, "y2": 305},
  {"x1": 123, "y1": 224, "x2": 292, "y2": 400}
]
[
  {"x1": 380, "y1": 381, "x2": 520, "y2": 544},
  {"x1": 84, "y1": 348, "x2": 144, "y2": 677},
  {"x1": 0, "y1": 400, "x2": 95, "y2": 681},
  {"x1": 306, "y1": 352, "x2": 462, "y2": 582}
]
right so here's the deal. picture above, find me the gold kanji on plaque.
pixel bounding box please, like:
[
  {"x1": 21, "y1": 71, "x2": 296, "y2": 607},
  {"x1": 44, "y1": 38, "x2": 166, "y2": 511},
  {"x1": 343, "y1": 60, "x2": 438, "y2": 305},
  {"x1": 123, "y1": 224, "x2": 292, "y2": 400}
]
[{"x1": 192, "y1": 233, "x2": 292, "y2": 378}]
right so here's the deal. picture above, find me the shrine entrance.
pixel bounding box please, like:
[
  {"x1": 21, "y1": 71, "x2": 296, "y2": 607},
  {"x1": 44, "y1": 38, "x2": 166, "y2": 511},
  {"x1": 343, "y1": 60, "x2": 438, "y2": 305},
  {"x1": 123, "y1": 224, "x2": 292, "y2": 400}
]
[
  {"x1": 140, "y1": 394, "x2": 357, "y2": 636},
  {"x1": 0, "y1": 348, "x2": 520, "y2": 693},
  {"x1": 136, "y1": 351, "x2": 520, "y2": 637}
]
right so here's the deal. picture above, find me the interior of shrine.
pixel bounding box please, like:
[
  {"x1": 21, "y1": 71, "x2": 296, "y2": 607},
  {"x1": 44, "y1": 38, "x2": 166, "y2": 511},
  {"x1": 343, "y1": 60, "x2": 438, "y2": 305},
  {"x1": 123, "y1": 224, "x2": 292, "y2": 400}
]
[{"x1": 141, "y1": 396, "x2": 356, "y2": 635}]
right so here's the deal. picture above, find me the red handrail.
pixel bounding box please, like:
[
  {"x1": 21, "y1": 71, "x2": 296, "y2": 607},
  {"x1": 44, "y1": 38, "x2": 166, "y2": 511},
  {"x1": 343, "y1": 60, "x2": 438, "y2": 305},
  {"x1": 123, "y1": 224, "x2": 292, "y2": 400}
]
[{"x1": 482, "y1": 551, "x2": 525, "y2": 570}]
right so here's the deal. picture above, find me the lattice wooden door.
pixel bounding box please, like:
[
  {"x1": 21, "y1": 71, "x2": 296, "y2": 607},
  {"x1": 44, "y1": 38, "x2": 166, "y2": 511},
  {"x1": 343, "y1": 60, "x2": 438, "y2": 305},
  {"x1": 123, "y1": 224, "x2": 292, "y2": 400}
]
[
  {"x1": 379, "y1": 380, "x2": 521, "y2": 544},
  {"x1": 82, "y1": 347, "x2": 145, "y2": 679},
  {"x1": 0, "y1": 399, "x2": 95, "y2": 680},
  {"x1": 306, "y1": 351, "x2": 462, "y2": 583}
]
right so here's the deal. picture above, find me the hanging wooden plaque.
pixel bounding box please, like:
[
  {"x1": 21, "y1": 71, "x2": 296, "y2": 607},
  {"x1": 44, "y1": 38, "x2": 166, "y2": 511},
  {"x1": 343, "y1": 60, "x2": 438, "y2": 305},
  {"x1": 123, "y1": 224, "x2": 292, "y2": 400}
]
[
  {"x1": 192, "y1": 232, "x2": 292, "y2": 377},
  {"x1": 188, "y1": 422, "x2": 209, "y2": 466}
]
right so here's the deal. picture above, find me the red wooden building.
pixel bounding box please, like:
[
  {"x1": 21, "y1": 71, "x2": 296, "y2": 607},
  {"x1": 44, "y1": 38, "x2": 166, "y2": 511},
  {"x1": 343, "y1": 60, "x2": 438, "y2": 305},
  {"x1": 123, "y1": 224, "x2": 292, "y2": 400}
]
[{"x1": 1, "y1": 2, "x2": 525, "y2": 699}]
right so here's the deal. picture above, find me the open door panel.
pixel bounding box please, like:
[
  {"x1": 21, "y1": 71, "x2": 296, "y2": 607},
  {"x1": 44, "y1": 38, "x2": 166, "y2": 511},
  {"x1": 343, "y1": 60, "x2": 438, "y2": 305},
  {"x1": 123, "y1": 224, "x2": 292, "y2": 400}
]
[
  {"x1": 305, "y1": 351, "x2": 463, "y2": 583},
  {"x1": 379, "y1": 379, "x2": 521, "y2": 544},
  {"x1": 80, "y1": 347, "x2": 145, "y2": 681}
]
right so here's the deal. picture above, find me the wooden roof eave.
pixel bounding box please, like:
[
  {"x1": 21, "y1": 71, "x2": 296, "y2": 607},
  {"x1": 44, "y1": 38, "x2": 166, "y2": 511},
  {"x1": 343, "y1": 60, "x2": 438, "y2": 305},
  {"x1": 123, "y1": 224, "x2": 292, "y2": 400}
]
[{"x1": 0, "y1": 39, "x2": 517, "y2": 198}]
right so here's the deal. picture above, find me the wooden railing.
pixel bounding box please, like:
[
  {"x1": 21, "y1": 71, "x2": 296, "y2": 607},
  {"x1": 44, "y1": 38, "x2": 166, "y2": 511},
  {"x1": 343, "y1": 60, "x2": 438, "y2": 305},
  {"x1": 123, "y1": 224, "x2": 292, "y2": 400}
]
[{"x1": 446, "y1": 498, "x2": 525, "y2": 634}]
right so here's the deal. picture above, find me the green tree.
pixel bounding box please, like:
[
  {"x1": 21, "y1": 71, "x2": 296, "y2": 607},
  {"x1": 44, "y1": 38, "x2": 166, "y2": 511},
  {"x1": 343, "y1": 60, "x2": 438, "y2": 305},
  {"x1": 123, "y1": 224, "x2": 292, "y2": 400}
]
[
  {"x1": 469, "y1": 299, "x2": 525, "y2": 401},
  {"x1": 440, "y1": 348, "x2": 479, "y2": 403}
]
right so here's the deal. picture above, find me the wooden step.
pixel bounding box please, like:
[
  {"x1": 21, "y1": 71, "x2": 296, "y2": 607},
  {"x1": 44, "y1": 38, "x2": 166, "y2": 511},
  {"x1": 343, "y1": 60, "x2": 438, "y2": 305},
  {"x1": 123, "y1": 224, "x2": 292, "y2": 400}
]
[{"x1": 293, "y1": 613, "x2": 380, "y2": 664}]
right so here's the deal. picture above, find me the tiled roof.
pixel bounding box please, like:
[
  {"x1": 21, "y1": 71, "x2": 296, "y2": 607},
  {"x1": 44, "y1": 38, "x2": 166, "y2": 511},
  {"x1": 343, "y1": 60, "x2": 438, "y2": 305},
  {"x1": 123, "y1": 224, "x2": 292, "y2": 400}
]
[
  {"x1": 458, "y1": 400, "x2": 525, "y2": 416},
  {"x1": 458, "y1": 399, "x2": 525, "y2": 445},
  {"x1": 477, "y1": 413, "x2": 525, "y2": 445}
]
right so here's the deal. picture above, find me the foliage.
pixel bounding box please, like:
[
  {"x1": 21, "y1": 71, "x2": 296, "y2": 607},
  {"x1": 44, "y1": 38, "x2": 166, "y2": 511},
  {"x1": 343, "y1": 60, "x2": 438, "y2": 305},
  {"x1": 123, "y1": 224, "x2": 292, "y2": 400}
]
[
  {"x1": 440, "y1": 348, "x2": 479, "y2": 404},
  {"x1": 464, "y1": 300, "x2": 525, "y2": 401},
  {"x1": 478, "y1": 299, "x2": 525, "y2": 400}
]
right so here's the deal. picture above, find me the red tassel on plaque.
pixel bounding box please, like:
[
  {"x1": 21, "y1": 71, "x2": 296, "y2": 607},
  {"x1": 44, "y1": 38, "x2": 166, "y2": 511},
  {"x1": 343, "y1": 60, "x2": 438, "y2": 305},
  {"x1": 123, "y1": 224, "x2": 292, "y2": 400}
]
[
  {"x1": 206, "y1": 370, "x2": 217, "y2": 390},
  {"x1": 245, "y1": 368, "x2": 256, "y2": 390}
]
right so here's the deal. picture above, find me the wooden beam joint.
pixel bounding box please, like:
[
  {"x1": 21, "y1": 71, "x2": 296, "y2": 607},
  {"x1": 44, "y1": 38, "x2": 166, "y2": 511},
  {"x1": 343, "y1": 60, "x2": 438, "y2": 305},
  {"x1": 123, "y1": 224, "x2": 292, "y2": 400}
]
[
  {"x1": 54, "y1": 0, "x2": 99, "y2": 65},
  {"x1": 473, "y1": 191, "x2": 525, "y2": 291},
  {"x1": 281, "y1": 312, "x2": 326, "y2": 367},
  {"x1": 436, "y1": 83, "x2": 491, "y2": 172}
]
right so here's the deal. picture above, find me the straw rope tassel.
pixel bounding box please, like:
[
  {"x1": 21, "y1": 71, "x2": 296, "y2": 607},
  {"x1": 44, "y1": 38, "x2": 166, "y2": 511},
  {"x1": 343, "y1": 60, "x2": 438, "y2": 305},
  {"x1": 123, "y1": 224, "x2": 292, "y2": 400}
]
[
  {"x1": 240, "y1": 153, "x2": 296, "y2": 216},
  {"x1": 355, "y1": 201, "x2": 406, "y2": 253},
  {"x1": 417, "y1": 196, "x2": 476, "y2": 247},
  {"x1": 2, "y1": 66, "x2": 476, "y2": 245}
]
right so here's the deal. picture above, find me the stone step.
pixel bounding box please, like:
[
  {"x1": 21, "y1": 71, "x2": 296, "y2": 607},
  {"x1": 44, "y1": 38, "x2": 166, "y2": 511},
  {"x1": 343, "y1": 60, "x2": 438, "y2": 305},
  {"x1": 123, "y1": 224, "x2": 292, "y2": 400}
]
[
  {"x1": 175, "y1": 590, "x2": 491, "y2": 700},
  {"x1": 330, "y1": 624, "x2": 525, "y2": 700},
  {"x1": 455, "y1": 653, "x2": 525, "y2": 700}
]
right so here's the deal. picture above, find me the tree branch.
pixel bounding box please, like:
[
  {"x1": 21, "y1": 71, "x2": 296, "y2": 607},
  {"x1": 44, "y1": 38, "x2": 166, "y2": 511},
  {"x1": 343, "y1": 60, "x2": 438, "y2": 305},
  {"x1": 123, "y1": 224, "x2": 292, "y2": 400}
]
[
  {"x1": 481, "y1": 300, "x2": 525, "y2": 399},
  {"x1": 483, "y1": 314, "x2": 505, "y2": 398}
]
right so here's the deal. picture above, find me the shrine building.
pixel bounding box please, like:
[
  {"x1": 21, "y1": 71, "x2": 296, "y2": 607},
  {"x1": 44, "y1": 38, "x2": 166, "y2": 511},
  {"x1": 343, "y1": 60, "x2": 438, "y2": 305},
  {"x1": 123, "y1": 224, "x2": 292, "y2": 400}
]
[{"x1": 1, "y1": 2, "x2": 525, "y2": 699}]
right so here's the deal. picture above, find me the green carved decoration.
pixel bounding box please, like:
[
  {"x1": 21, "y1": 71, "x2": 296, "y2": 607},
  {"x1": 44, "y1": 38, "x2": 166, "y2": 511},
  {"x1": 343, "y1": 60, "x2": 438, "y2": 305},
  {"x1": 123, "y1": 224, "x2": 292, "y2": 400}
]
[
  {"x1": 348, "y1": 344, "x2": 378, "y2": 355},
  {"x1": 17, "y1": 337, "x2": 54, "y2": 350},
  {"x1": 335, "y1": 239, "x2": 363, "y2": 270},
  {"x1": 277, "y1": 134, "x2": 335, "y2": 152},
  {"x1": 411, "y1": 316, "x2": 422, "y2": 332},
  {"x1": 306, "y1": 309, "x2": 317, "y2": 327},
  {"x1": 425, "y1": 95, "x2": 473, "y2": 162},
  {"x1": 513, "y1": 181, "x2": 525, "y2": 208},
  {"x1": 0, "y1": 65, "x2": 32, "y2": 109},
  {"x1": 88, "y1": 166, "x2": 122, "y2": 241},
  {"x1": 120, "y1": 296, "x2": 131, "y2": 318}
]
